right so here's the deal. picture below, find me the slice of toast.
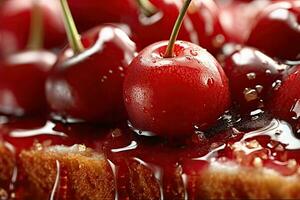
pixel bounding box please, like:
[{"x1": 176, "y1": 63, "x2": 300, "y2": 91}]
[{"x1": 1, "y1": 144, "x2": 294, "y2": 200}]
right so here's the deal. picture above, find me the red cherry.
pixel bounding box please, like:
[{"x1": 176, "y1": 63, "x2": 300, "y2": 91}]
[
  {"x1": 247, "y1": 1, "x2": 300, "y2": 61},
  {"x1": 123, "y1": 0, "x2": 230, "y2": 137},
  {"x1": 186, "y1": 0, "x2": 225, "y2": 55},
  {"x1": 46, "y1": 0, "x2": 136, "y2": 124},
  {"x1": 68, "y1": 0, "x2": 137, "y2": 31},
  {"x1": 0, "y1": 0, "x2": 65, "y2": 56},
  {"x1": 269, "y1": 65, "x2": 300, "y2": 125},
  {"x1": 217, "y1": 0, "x2": 270, "y2": 44},
  {"x1": 223, "y1": 47, "x2": 284, "y2": 112},
  {"x1": 0, "y1": 50, "x2": 56, "y2": 116},
  {"x1": 124, "y1": 0, "x2": 198, "y2": 51},
  {"x1": 124, "y1": 41, "x2": 230, "y2": 136}
]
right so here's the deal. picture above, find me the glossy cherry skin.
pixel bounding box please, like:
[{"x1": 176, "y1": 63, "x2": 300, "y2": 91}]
[
  {"x1": 223, "y1": 47, "x2": 284, "y2": 113},
  {"x1": 124, "y1": 0, "x2": 198, "y2": 51},
  {"x1": 46, "y1": 25, "x2": 136, "y2": 124},
  {"x1": 0, "y1": 0, "x2": 65, "y2": 56},
  {"x1": 123, "y1": 41, "x2": 231, "y2": 137},
  {"x1": 269, "y1": 65, "x2": 300, "y2": 125},
  {"x1": 68, "y1": 0, "x2": 137, "y2": 32},
  {"x1": 217, "y1": 0, "x2": 271, "y2": 44},
  {"x1": 186, "y1": 0, "x2": 225, "y2": 55},
  {"x1": 0, "y1": 50, "x2": 57, "y2": 116},
  {"x1": 247, "y1": 1, "x2": 300, "y2": 61}
]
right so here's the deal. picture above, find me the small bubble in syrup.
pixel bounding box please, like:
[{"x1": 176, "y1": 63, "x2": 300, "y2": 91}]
[
  {"x1": 108, "y1": 70, "x2": 113, "y2": 74},
  {"x1": 118, "y1": 66, "x2": 124, "y2": 71}
]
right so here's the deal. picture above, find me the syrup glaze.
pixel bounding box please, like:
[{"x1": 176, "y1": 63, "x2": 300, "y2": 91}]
[{"x1": 0, "y1": 112, "x2": 300, "y2": 199}]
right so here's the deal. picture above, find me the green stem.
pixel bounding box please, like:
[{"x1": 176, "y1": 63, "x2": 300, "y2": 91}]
[
  {"x1": 60, "y1": 0, "x2": 84, "y2": 54},
  {"x1": 27, "y1": 0, "x2": 43, "y2": 50},
  {"x1": 164, "y1": 0, "x2": 192, "y2": 58},
  {"x1": 136, "y1": 0, "x2": 157, "y2": 17}
]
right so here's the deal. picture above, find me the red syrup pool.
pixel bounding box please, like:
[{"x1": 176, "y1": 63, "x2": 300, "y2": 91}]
[{"x1": 0, "y1": 113, "x2": 300, "y2": 200}]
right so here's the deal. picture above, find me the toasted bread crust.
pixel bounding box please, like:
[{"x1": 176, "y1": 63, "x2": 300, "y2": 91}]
[
  {"x1": 197, "y1": 163, "x2": 300, "y2": 199},
  {"x1": 0, "y1": 143, "x2": 300, "y2": 199},
  {"x1": 20, "y1": 145, "x2": 115, "y2": 200},
  {"x1": 0, "y1": 142, "x2": 15, "y2": 182}
]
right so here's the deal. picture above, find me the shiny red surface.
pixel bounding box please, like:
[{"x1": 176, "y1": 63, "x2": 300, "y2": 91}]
[
  {"x1": 247, "y1": 1, "x2": 300, "y2": 61},
  {"x1": 0, "y1": 50, "x2": 56, "y2": 116},
  {"x1": 269, "y1": 65, "x2": 300, "y2": 130},
  {"x1": 46, "y1": 25, "x2": 136, "y2": 124},
  {"x1": 69, "y1": 0, "x2": 225, "y2": 55},
  {"x1": 217, "y1": 0, "x2": 270, "y2": 44},
  {"x1": 187, "y1": 0, "x2": 225, "y2": 54},
  {"x1": 123, "y1": 41, "x2": 230, "y2": 136},
  {"x1": 0, "y1": 113, "x2": 300, "y2": 199},
  {"x1": 123, "y1": 0, "x2": 198, "y2": 51},
  {"x1": 223, "y1": 47, "x2": 284, "y2": 112},
  {"x1": 68, "y1": 0, "x2": 138, "y2": 32},
  {"x1": 0, "y1": 0, "x2": 66, "y2": 56}
]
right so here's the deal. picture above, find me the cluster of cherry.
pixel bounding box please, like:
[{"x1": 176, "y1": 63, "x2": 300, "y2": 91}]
[{"x1": 0, "y1": 0, "x2": 299, "y2": 137}]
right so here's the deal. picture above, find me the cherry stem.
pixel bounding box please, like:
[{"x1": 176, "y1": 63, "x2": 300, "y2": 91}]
[
  {"x1": 27, "y1": 0, "x2": 43, "y2": 50},
  {"x1": 164, "y1": 0, "x2": 192, "y2": 58},
  {"x1": 136, "y1": 0, "x2": 157, "y2": 17},
  {"x1": 60, "y1": 0, "x2": 84, "y2": 54}
]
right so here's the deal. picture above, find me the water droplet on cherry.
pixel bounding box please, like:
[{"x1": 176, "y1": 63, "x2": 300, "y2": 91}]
[
  {"x1": 246, "y1": 72, "x2": 256, "y2": 80},
  {"x1": 243, "y1": 88, "x2": 258, "y2": 102},
  {"x1": 290, "y1": 100, "x2": 300, "y2": 120},
  {"x1": 272, "y1": 80, "x2": 282, "y2": 90},
  {"x1": 255, "y1": 85, "x2": 263, "y2": 93}
]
